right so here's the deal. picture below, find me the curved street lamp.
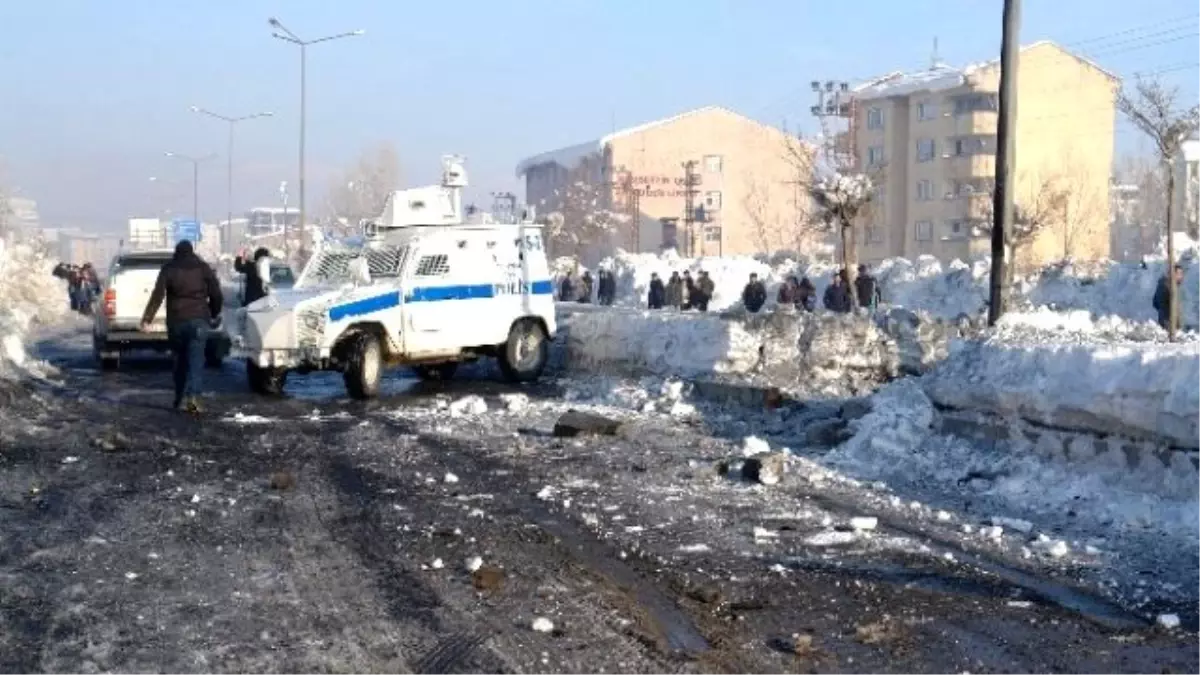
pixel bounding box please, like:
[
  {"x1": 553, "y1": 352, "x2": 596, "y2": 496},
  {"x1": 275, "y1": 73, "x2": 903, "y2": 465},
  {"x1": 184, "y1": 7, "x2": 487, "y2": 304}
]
[{"x1": 190, "y1": 106, "x2": 273, "y2": 248}]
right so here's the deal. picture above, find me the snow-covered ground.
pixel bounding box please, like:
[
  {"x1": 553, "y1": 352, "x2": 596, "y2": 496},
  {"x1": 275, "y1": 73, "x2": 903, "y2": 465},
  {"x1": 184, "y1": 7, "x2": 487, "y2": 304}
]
[
  {"x1": 555, "y1": 236, "x2": 1200, "y2": 325},
  {"x1": 0, "y1": 240, "x2": 72, "y2": 381}
]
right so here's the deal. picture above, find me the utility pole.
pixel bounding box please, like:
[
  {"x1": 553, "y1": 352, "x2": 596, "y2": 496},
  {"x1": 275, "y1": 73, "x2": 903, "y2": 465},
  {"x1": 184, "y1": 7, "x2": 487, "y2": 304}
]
[
  {"x1": 682, "y1": 160, "x2": 698, "y2": 257},
  {"x1": 268, "y1": 17, "x2": 364, "y2": 262},
  {"x1": 987, "y1": 0, "x2": 1022, "y2": 326},
  {"x1": 190, "y1": 107, "x2": 273, "y2": 253}
]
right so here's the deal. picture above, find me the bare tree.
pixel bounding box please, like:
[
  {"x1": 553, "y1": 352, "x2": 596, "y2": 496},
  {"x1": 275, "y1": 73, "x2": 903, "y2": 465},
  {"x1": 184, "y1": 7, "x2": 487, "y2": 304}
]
[
  {"x1": 1113, "y1": 154, "x2": 1168, "y2": 259},
  {"x1": 539, "y1": 161, "x2": 629, "y2": 261},
  {"x1": 975, "y1": 175, "x2": 1069, "y2": 287},
  {"x1": 1117, "y1": 76, "x2": 1200, "y2": 339},
  {"x1": 742, "y1": 176, "x2": 780, "y2": 253},
  {"x1": 784, "y1": 130, "x2": 877, "y2": 306},
  {"x1": 325, "y1": 142, "x2": 402, "y2": 230}
]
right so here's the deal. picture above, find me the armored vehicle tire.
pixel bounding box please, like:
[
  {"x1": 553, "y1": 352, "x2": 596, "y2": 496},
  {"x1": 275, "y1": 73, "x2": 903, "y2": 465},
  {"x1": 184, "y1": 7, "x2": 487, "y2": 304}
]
[
  {"x1": 246, "y1": 361, "x2": 288, "y2": 396},
  {"x1": 412, "y1": 362, "x2": 458, "y2": 381},
  {"x1": 498, "y1": 319, "x2": 548, "y2": 383},
  {"x1": 344, "y1": 332, "x2": 383, "y2": 400}
]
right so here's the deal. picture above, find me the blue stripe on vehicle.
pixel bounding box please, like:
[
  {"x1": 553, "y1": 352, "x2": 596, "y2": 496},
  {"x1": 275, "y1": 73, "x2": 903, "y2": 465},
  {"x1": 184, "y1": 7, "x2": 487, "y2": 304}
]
[
  {"x1": 328, "y1": 280, "x2": 553, "y2": 319},
  {"x1": 328, "y1": 292, "x2": 401, "y2": 321}
]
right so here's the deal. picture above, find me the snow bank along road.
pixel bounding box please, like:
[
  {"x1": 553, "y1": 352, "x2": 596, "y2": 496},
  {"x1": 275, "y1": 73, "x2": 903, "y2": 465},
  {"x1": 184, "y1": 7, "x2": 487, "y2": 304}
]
[{"x1": 0, "y1": 326, "x2": 1196, "y2": 673}]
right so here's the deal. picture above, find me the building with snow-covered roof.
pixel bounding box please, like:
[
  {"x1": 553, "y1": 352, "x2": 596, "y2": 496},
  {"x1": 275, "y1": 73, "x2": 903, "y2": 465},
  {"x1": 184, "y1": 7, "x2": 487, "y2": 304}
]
[
  {"x1": 1173, "y1": 138, "x2": 1199, "y2": 239},
  {"x1": 516, "y1": 106, "x2": 817, "y2": 263},
  {"x1": 850, "y1": 41, "x2": 1118, "y2": 270}
]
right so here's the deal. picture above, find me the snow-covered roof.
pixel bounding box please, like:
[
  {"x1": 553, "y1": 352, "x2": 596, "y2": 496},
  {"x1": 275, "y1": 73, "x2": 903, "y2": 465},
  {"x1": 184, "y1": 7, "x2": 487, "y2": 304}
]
[
  {"x1": 852, "y1": 41, "x2": 1119, "y2": 101},
  {"x1": 515, "y1": 106, "x2": 735, "y2": 177}
]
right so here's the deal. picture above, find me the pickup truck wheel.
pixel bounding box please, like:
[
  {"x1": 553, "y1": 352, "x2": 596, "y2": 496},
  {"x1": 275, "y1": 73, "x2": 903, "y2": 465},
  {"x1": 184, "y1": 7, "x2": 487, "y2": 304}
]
[
  {"x1": 498, "y1": 319, "x2": 548, "y2": 383},
  {"x1": 246, "y1": 360, "x2": 287, "y2": 396},
  {"x1": 412, "y1": 362, "x2": 458, "y2": 381},
  {"x1": 343, "y1": 332, "x2": 382, "y2": 400}
]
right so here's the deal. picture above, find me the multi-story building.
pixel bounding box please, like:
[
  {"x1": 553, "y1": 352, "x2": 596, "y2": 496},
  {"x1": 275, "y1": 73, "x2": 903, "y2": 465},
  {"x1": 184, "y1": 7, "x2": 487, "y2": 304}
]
[
  {"x1": 850, "y1": 41, "x2": 1118, "y2": 268},
  {"x1": 1173, "y1": 138, "x2": 1200, "y2": 238},
  {"x1": 516, "y1": 106, "x2": 815, "y2": 263}
]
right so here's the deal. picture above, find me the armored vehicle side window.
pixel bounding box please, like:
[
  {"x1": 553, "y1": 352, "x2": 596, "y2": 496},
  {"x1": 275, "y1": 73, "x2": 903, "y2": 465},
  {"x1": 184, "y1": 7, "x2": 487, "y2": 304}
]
[{"x1": 414, "y1": 254, "x2": 451, "y2": 277}]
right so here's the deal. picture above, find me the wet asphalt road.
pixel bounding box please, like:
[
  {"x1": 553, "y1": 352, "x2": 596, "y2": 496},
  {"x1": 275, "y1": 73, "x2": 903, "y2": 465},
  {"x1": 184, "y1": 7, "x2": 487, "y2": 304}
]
[{"x1": 0, "y1": 329, "x2": 1196, "y2": 673}]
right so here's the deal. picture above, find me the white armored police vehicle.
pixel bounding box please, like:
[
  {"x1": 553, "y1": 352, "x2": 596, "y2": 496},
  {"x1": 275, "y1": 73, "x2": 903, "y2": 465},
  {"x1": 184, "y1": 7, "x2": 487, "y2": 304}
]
[{"x1": 232, "y1": 156, "x2": 557, "y2": 399}]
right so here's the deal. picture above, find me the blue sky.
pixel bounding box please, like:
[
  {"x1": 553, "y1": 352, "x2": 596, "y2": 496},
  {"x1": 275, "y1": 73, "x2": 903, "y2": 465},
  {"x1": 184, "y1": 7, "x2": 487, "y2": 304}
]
[{"x1": 0, "y1": 0, "x2": 1196, "y2": 231}]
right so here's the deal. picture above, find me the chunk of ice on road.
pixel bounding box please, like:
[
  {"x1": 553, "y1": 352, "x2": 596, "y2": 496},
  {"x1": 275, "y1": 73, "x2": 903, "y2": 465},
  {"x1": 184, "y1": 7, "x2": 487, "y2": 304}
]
[
  {"x1": 430, "y1": 558, "x2": 444, "y2": 570},
  {"x1": 1157, "y1": 613, "x2": 1181, "y2": 629},
  {"x1": 678, "y1": 543, "x2": 710, "y2": 553},
  {"x1": 753, "y1": 526, "x2": 779, "y2": 540},
  {"x1": 935, "y1": 510, "x2": 952, "y2": 522},
  {"x1": 535, "y1": 486, "x2": 556, "y2": 501},
  {"x1": 741, "y1": 436, "x2": 771, "y2": 457},
  {"x1": 667, "y1": 400, "x2": 696, "y2": 417},
  {"x1": 444, "y1": 472, "x2": 459, "y2": 484},
  {"x1": 466, "y1": 556, "x2": 483, "y2": 573},
  {"x1": 1031, "y1": 534, "x2": 1070, "y2": 558},
  {"x1": 531, "y1": 617, "x2": 555, "y2": 633},
  {"x1": 981, "y1": 525, "x2": 1004, "y2": 540},
  {"x1": 124, "y1": 572, "x2": 139, "y2": 580},
  {"x1": 849, "y1": 517, "x2": 878, "y2": 532},
  {"x1": 449, "y1": 395, "x2": 488, "y2": 416},
  {"x1": 989, "y1": 516, "x2": 1033, "y2": 534},
  {"x1": 228, "y1": 412, "x2": 274, "y2": 424},
  {"x1": 805, "y1": 531, "x2": 858, "y2": 546},
  {"x1": 61, "y1": 456, "x2": 80, "y2": 465},
  {"x1": 499, "y1": 393, "x2": 530, "y2": 413}
]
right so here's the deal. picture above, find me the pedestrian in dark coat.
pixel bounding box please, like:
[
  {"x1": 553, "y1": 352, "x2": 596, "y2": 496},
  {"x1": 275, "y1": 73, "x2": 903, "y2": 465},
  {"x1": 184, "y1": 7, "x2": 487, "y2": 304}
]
[
  {"x1": 742, "y1": 273, "x2": 767, "y2": 313},
  {"x1": 140, "y1": 240, "x2": 223, "y2": 413},
  {"x1": 855, "y1": 264, "x2": 882, "y2": 310},
  {"x1": 777, "y1": 276, "x2": 797, "y2": 306},
  {"x1": 796, "y1": 277, "x2": 817, "y2": 312},
  {"x1": 823, "y1": 271, "x2": 853, "y2": 313},
  {"x1": 1153, "y1": 264, "x2": 1185, "y2": 331},
  {"x1": 234, "y1": 247, "x2": 272, "y2": 306},
  {"x1": 559, "y1": 275, "x2": 574, "y2": 302},
  {"x1": 579, "y1": 271, "x2": 594, "y2": 303},
  {"x1": 647, "y1": 273, "x2": 666, "y2": 309},
  {"x1": 696, "y1": 271, "x2": 715, "y2": 312},
  {"x1": 682, "y1": 271, "x2": 696, "y2": 310}
]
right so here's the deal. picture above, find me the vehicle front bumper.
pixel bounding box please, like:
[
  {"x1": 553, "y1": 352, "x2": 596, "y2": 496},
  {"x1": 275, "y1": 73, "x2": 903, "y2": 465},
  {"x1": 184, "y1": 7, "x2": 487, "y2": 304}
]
[{"x1": 232, "y1": 342, "x2": 330, "y2": 369}]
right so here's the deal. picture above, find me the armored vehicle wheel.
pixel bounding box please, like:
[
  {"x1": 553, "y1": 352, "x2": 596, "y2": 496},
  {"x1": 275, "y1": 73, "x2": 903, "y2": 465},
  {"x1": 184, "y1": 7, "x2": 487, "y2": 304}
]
[
  {"x1": 246, "y1": 360, "x2": 287, "y2": 395},
  {"x1": 344, "y1": 332, "x2": 383, "y2": 400},
  {"x1": 412, "y1": 362, "x2": 458, "y2": 381},
  {"x1": 498, "y1": 318, "x2": 548, "y2": 383}
]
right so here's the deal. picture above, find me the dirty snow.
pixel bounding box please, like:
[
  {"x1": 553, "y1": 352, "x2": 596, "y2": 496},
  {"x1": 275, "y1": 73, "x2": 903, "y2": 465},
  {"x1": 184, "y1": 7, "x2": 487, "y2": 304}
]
[{"x1": 0, "y1": 240, "x2": 72, "y2": 382}]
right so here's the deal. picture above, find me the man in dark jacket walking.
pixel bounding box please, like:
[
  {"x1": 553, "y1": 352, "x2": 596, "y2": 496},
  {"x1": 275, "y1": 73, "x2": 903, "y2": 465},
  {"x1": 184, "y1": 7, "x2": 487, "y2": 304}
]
[
  {"x1": 647, "y1": 272, "x2": 666, "y2": 309},
  {"x1": 742, "y1": 273, "x2": 767, "y2": 313},
  {"x1": 140, "y1": 241, "x2": 224, "y2": 413},
  {"x1": 1153, "y1": 264, "x2": 1185, "y2": 331},
  {"x1": 234, "y1": 247, "x2": 272, "y2": 306},
  {"x1": 855, "y1": 264, "x2": 882, "y2": 311},
  {"x1": 823, "y1": 270, "x2": 853, "y2": 313}
]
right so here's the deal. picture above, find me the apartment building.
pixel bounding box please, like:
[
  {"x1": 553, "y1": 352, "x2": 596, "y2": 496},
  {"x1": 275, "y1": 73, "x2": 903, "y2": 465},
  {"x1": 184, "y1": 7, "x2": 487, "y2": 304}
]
[
  {"x1": 1173, "y1": 138, "x2": 1200, "y2": 238},
  {"x1": 850, "y1": 41, "x2": 1118, "y2": 268},
  {"x1": 516, "y1": 106, "x2": 815, "y2": 263}
]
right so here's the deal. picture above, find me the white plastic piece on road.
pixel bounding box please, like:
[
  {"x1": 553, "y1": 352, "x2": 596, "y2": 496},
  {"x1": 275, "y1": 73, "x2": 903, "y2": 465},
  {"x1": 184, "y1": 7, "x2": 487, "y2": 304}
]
[
  {"x1": 430, "y1": 558, "x2": 444, "y2": 570},
  {"x1": 443, "y1": 472, "x2": 459, "y2": 484},
  {"x1": 531, "y1": 617, "x2": 555, "y2": 633},
  {"x1": 741, "y1": 436, "x2": 771, "y2": 457}
]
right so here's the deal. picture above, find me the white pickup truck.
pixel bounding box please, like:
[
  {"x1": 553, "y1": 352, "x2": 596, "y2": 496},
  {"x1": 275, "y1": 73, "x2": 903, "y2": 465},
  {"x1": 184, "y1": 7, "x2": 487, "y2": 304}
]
[
  {"x1": 233, "y1": 156, "x2": 557, "y2": 399},
  {"x1": 93, "y1": 249, "x2": 234, "y2": 370}
]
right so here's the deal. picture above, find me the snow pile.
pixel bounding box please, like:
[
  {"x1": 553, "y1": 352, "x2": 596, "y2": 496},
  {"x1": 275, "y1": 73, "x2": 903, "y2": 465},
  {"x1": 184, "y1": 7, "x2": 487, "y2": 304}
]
[
  {"x1": 0, "y1": 240, "x2": 70, "y2": 382},
  {"x1": 553, "y1": 234, "x2": 1200, "y2": 323},
  {"x1": 922, "y1": 333, "x2": 1200, "y2": 448},
  {"x1": 564, "y1": 305, "x2": 952, "y2": 396}
]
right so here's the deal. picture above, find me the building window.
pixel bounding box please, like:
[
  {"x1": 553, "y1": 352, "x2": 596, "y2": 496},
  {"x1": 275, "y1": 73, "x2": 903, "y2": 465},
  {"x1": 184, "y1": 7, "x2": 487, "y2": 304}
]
[
  {"x1": 953, "y1": 93, "x2": 999, "y2": 115},
  {"x1": 917, "y1": 100, "x2": 938, "y2": 121},
  {"x1": 944, "y1": 220, "x2": 967, "y2": 240},
  {"x1": 874, "y1": 185, "x2": 886, "y2": 213},
  {"x1": 704, "y1": 226, "x2": 722, "y2": 243},
  {"x1": 867, "y1": 145, "x2": 885, "y2": 167},
  {"x1": 916, "y1": 179, "x2": 934, "y2": 201},
  {"x1": 704, "y1": 155, "x2": 723, "y2": 173},
  {"x1": 705, "y1": 191, "x2": 722, "y2": 210},
  {"x1": 867, "y1": 225, "x2": 885, "y2": 244},
  {"x1": 951, "y1": 135, "x2": 995, "y2": 156},
  {"x1": 916, "y1": 138, "x2": 936, "y2": 162},
  {"x1": 915, "y1": 221, "x2": 933, "y2": 241},
  {"x1": 866, "y1": 107, "x2": 884, "y2": 130}
]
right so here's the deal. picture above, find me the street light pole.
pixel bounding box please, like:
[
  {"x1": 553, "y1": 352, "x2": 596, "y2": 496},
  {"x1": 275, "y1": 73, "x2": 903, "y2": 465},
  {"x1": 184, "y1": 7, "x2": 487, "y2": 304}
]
[
  {"x1": 190, "y1": 106, "x2": 272, "y2": 251},
  {"x1": 267, "y1": 17, "x2": 364, "y2": 261},
  {"x1": 164, "y1": 152, "x2": 217, "y2": 224}
]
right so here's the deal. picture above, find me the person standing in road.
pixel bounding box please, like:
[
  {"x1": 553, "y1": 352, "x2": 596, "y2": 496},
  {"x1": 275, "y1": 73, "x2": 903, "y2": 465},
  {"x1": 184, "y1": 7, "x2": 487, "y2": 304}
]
[
  {"x1": 696, "y1": 271, "x2": 715, "y2": 312},
  {"x1": 665, "y1": 271, "x2": 684, "y2": 309},
  {"x1": 823, "y1": 270, "x2": 853, "y2": 313},
  {"x1": 742, "y1": 273, "x2": 767, "y2": 313},
  {"x1": 855, "y1": 264, "x2": 882, "y2": 311},
  {"x1": 234, "y1": 247, "x2": 272, "y2": 307},
  {"x1": 140, "y1": 240, "x2": 224, "y2": 414},
  {"x1": 579, "y1": 270, "x2": 595, "y2": 303},
  {"x1": 1153, "y1": 263, "x2": 1185, "y2": 331}
]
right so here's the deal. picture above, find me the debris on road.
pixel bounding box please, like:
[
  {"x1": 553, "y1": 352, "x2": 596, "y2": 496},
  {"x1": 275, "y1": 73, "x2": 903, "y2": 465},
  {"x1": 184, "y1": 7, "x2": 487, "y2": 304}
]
[
  {"x1": 268, "y1": 471, "x2": 297, "y2": 491},
  {"x1": 449, "y1": 395, "x2": 488, "y2": 416},
  {"x1": 552, "y1": 410, "x2": 623, "y2": 437},
  {"x1": 741, "y1": 435, "x2": 771, "y2": 457},
  {"x1": 532, "y1": 617, "x2": 555, "y2": 633},
  {"x1": 465, "y1": 556, "x2": 483, "y2": 573},
  {"x1": 848, "y1": 516, "x2": 878, "y2": 532},
  {"x1": 444, "y1": 472, "x2": 460, "y2": 484},
  {"x1": 1157, "y1": 613, "x2": 1181, "y2": 630},
  {"x1": 472, "y1": 565, "x2": 506, "y2": 592},
  {"x1": 742, "y1": 452, "x2": 786, "y2": 485}
]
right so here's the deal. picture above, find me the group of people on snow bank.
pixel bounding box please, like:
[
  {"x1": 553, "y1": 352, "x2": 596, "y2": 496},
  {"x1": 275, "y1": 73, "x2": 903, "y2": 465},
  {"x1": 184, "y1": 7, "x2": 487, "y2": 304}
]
[
  {"x1": 52, "y1": 262, "x2": 101, "y2": 315},
  {"x1": 737, "y1": 264, "x2": 882, "y2": 315},
  {"x1": 646, "y1": 269, "x2": 716, "y2": 311},
  {"x1": 559, "y1": 269, "x2": 617, "y2": 306}
]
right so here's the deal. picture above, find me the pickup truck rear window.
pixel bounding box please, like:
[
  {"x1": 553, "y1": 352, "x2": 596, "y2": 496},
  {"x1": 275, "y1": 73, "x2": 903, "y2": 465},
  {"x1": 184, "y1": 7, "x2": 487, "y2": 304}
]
[{"x1": 114, "y1": 256, "x2": 172, "y2": 272}]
